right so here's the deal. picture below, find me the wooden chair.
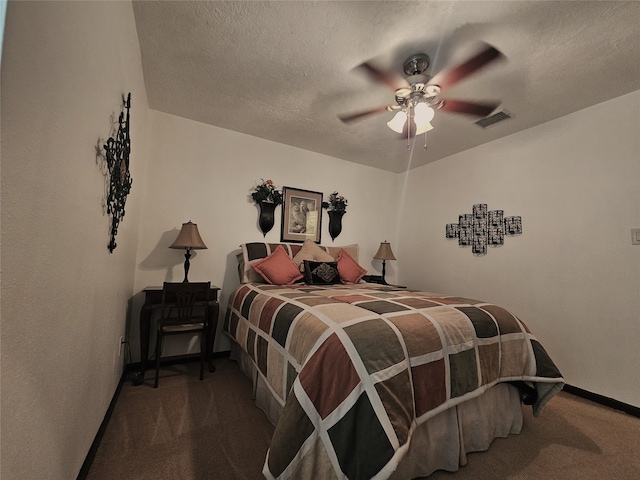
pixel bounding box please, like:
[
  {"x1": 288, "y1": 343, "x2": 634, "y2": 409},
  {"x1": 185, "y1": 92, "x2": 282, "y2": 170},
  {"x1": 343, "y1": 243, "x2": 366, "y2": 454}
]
[{"x1": 154, "y1": 281, "x2": 211, "y2": 388}]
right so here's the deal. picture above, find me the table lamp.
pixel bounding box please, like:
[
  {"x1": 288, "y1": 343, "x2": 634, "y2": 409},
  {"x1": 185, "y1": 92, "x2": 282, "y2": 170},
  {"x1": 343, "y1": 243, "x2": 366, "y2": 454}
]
[
  {"x1": 373, "y1": 241, "x2": 396, "y2": 285},
  {"x1": 169, "y1": 221, "x2": 207, "y2": 282}
]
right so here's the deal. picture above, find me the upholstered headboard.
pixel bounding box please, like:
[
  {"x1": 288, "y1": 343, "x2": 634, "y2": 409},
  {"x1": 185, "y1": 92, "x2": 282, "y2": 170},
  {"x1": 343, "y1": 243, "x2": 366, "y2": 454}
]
[{"x1": 237, "y1": 240, "x2": 360, "y2": 283}]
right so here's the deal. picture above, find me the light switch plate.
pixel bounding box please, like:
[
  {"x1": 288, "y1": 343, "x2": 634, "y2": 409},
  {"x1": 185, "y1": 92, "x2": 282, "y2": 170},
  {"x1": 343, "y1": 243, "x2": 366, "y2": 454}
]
[{"x1": 632, "y1": 228, "x2": 640, "y2": 245}]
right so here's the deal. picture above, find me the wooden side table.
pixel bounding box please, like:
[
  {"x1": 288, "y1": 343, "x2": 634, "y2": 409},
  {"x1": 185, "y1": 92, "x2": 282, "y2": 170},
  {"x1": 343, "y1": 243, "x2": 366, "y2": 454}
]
[
  {"x1": 133, "y1": 285, "x2": 220, "y2": 385},
  {"x1": 362, "y1": 275, "x2": 407, "y2": 289}
]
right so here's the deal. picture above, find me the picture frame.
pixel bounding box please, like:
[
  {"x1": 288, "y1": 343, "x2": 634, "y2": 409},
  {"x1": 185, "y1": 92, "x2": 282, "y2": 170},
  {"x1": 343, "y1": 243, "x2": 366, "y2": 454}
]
[
  {"x1": 458, "y1": 214, "x2": 473, "y2": 246},
  {"x1": 280, "y1": 187, "x2": 323, "y2": 243},
  {"x1": 445, "y1": 223, "x2": 459, "y2": 239},
  {"x1": 488, "y1": 210, "x2": 505, "y2": 246},
  {"x1": 505, "y1": 216, "x2": 523, "y2": 235}
]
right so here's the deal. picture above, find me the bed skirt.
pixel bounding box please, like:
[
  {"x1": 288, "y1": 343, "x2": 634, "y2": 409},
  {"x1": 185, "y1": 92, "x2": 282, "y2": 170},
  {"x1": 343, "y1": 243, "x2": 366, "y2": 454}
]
[{"x1": 230, "y1": 342, "x2": 523, "y2": 478}]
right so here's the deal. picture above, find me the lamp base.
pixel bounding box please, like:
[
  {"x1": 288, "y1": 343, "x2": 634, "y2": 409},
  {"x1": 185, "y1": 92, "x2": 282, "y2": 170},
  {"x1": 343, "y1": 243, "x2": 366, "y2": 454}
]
[
  {"x1": 182, "y1": 249, "x2": 192, "y2": 282},
  {"x1": 381, "y1": 259, "x2": 389, "y2": 285}
]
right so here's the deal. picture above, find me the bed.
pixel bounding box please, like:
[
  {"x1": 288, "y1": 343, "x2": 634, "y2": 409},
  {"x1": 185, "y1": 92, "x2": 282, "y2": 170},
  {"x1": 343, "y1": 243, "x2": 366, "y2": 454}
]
[{"x1": 223, "y1": 241, "x2": 564, "y2": 480}]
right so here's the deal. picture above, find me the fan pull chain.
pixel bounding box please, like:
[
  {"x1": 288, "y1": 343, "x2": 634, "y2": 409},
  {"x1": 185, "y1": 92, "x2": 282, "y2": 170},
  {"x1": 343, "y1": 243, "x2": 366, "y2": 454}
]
[{"x1": 406, "y1": 105, "x2": 412, "y2": 150}]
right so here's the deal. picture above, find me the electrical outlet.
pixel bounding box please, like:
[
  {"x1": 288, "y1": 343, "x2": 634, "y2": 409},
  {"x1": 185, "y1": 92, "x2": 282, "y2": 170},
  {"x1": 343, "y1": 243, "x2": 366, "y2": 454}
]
[
  {"x1": 119, "y1": 336, "x2": 125, "y2": 357},
  {"x1": 632, "y1": 229, "x2": 640, "y2": 245}
]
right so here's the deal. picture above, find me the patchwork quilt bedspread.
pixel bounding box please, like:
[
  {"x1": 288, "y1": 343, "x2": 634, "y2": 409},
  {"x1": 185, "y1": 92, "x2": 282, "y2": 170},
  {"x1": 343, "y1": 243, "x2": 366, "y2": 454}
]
[{"x1": 224, "y1": 283, "x2": 564, "y2": 480}]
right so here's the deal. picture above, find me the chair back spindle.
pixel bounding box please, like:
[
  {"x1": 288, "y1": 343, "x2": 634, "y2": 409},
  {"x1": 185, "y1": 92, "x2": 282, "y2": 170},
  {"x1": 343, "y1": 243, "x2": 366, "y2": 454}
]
[{"x1": 155, "y1": 281, "x2": 211, "y2": 387}]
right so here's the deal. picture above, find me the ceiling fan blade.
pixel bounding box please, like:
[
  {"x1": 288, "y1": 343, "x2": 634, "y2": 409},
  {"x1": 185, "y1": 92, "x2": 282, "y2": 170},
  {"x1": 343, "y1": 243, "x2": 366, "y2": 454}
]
[
  {"x1": 431, "y1": 44, "x2": 504, "y2": 91},
  {"x1": 355, "y1": 61, "x2": 408, "y2": 91},
  {"x1": 338, "y1": 105, "x2": 390, "y2": 123},
  {"x1": 439, "y1": 99, "x2": 500, "y2": 117}
]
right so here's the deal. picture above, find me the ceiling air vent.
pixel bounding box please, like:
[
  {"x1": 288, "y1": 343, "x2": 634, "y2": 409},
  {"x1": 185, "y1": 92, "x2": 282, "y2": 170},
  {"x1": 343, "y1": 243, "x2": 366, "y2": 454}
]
[{"x1": 475, "y1": 110, "x2": 512, "y2": 129}]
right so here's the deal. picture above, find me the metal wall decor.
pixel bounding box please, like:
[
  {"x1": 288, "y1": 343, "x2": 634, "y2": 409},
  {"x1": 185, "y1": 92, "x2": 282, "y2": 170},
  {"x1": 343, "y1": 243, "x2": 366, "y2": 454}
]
[
  {"x1": 458, "y1": 214, "x2": 473, "y2": 246},
  {"x1": 446, "y1": 203, "x2": 522, "y2": 256},
  {"x1": 504, "y1": 216, "x2": 523, "y2": 235},
  {"x1": 104, "y1": 93, "x2": 132, "y2": 253},
  {"x1": 488, "y1": 210, "x2": 505, "y2": 246}
]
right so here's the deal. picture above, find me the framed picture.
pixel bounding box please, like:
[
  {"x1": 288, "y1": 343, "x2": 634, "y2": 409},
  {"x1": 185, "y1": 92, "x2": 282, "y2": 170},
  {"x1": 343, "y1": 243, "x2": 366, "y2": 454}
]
[
  {"x1": 488, "y1": 210, "x2": 505, "y2": 246},
  {"x1": 472, "y1": 234, "x2": 488, "y2": 255},
  {"x1": 473, "y1": 203, "x2": 487, "y2": 219},
  {"x1": 458, "y1": 214, "x2": 473, "y2": 246},
  {"x1": 505, "y1": 216, "x2": 523, "y2": 235},
  {"x1": 488, "y1": 225, "x2": 505, "y2": 246},
  {"x1": 281, "y1": 187, "x2": 323, "y2": 243},
  {"x1": 445, "y1": 223, "x2": 459, "y2": 239}
]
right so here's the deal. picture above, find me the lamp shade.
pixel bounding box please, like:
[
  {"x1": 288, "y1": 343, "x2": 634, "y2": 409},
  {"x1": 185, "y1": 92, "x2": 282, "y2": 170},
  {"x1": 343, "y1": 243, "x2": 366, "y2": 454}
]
[
  {"x1": 414, "y1": 103, "x2": 435, "y2": 126},
  {"x1": 373, "y1": 241, "x2": 396, "y2": 261},
  {"x1": 387, "y1": 111, "x2": 407, "y2": 133},
  {"x1": 169, "y1": 221, "x2": 207, "y2": 250},
  {"x1": 415, "y1": 121, "x2": 434, "y2": 135}
]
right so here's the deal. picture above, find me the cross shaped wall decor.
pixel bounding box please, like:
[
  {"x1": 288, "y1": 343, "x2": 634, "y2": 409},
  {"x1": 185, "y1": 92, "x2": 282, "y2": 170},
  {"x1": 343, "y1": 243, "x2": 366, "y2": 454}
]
[{"x1": 446, "y1": 204, "x2": 522, "y2": 256}]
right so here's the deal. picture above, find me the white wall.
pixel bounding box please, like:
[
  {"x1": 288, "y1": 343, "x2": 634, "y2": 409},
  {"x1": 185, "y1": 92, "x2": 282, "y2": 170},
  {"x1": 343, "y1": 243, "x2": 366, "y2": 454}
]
[
  {"x1": 397, "y1": 91, "x2": 640, "y2": 407},
  {"x1": 1, "y1": 2, "x2": 149, "y2": 479},
  {"x1": 130, "y1": 110, "x2": 399, "y2": 359},
  {"x1": 1, "y1": 2, "x2": 637, "y2": 478}
]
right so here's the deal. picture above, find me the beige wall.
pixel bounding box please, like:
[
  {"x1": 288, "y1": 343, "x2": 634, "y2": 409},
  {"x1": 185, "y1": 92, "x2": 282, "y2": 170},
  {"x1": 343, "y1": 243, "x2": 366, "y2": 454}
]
[
  {"x1": 1, "y1": 2, "x2": 149, "y2": 478},
  {"x1": 396, "y1": 91, "x2": 640, "y2": 407},
  {"x1": 1, "y1": 1, "x2": 639, "y2": 478}
]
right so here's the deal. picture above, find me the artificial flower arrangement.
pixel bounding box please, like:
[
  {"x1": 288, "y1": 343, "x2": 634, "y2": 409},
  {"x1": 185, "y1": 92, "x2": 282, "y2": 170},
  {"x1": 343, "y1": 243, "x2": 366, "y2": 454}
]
[
  {"x1": 322, "y1": 191, "x2": 348, "y2": 213},
  {"x1": 251, "y1": 179, "x2": 283, "y2": 205}
]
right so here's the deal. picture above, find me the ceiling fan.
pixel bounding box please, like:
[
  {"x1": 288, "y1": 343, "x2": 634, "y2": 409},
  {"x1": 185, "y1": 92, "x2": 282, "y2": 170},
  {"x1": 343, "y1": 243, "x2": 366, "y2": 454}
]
[{"x1": 338, "y1": 43, "x2": 505, "y2": 139}]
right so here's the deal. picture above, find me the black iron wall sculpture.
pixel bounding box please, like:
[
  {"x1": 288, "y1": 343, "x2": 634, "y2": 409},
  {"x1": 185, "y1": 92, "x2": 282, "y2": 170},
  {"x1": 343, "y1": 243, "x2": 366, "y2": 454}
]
[
  {"x1": 104, "y1": 93, "x2": 132, "y2": 253},
  {"x1": 446, "y1": 203, "x2": 521, "y2": 255}
]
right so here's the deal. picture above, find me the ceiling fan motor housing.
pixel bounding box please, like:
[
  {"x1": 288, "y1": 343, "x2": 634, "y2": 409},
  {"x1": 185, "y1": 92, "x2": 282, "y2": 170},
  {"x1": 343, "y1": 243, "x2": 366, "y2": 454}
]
[
  {"x1": 395, "y1": 72, "x2": 441, "y2": 109},
  {"x1": 403, "y1": 53, "x2": 430, "y2": 76}
]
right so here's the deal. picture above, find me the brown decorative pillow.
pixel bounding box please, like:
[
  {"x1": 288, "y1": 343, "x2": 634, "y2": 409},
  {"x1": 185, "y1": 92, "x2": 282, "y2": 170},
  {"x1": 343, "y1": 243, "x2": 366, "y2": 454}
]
[
  {"x1": 292, "y1": 238, "x2": 335, "y2": 270},
  {"x1": 303, "y1": 260, "x2": 340, "y2": 285},
  {"x1": 336, "y1": 248, "x2": 367, "y2": 284},
  {"x1": 251, "y1": 245, "x2": 304, "y2": 285}
]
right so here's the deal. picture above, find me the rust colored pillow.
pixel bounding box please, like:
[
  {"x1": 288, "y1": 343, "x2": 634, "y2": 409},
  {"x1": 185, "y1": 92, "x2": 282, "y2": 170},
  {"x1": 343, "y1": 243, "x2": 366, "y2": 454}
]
[
  {"x1": 337, "y1": 248, "x2": 367, "y2": 284},
  {"x1": 251, "y1": 245, "x2": 304, "y2": 285}
]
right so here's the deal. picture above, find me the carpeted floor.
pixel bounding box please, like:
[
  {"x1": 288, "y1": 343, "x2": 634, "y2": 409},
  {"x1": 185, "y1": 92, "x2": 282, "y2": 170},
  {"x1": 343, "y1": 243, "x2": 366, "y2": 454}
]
[
  {"x1": 86, "y1": 359, "x2": 274, "y2": 480},
  {"x1": 426, "y1": 388, "x2": 640, "y2": 480},
  {"x1": 86, "y1": 359, "x2": 640, "y2": 480}
]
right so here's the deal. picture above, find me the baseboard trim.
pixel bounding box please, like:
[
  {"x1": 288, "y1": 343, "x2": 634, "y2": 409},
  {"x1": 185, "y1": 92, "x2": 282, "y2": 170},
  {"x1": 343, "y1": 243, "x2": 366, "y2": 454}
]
[
  {"x1": 76, "y1": 369, "x2": 127, "y2": 480},
  {"x1": 563, "y1": 384, "x2": 640, "y2": 418}
]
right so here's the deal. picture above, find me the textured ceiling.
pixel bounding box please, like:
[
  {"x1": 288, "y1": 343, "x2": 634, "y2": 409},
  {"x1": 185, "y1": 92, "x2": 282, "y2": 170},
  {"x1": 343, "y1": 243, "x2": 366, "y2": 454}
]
[{"x1": 133, "y1": 1, "x2": 640, "y2": 173}]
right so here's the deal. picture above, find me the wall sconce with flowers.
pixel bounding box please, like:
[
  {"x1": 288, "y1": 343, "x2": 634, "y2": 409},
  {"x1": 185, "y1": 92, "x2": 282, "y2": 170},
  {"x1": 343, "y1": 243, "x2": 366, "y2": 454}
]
[
  {"x1": 322, "y1": 191, "x2": 348, "y2": 242},
  {"x1": 250, "y1": 179, "x2": 283, "y2": 236}
]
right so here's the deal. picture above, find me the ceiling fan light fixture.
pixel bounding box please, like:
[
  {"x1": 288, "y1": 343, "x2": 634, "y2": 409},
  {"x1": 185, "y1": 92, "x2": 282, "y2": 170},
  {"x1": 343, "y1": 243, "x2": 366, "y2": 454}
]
[
  {"x1": 425, "y1": 84, "x2": 441, "y2": 97},
  {"x1": 387, "y1": 110, "x2": 407, "y2": 133},
  {"x1": 414, "y1": 102, "x2": 435, "y2": 127},
  {"x1": 415, "y1": 121, "x2": 434, "y2": 136}
]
